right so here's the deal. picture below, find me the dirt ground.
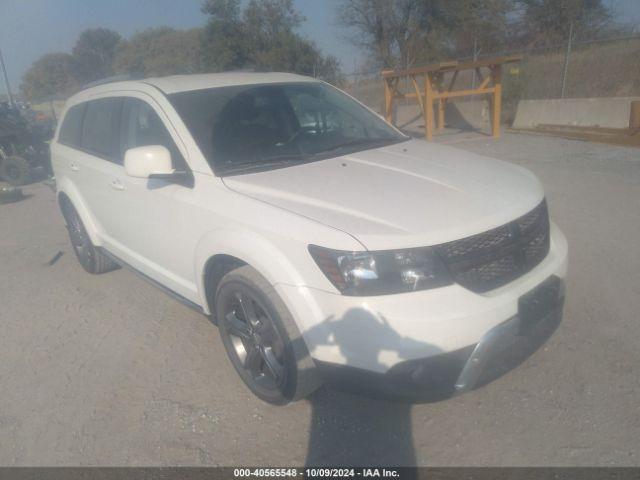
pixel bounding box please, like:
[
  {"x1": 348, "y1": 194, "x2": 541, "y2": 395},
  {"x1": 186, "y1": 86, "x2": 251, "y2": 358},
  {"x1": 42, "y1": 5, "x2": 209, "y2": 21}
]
[{"x1": 1, "y1": 131, "x2": 639, "y2": 466}]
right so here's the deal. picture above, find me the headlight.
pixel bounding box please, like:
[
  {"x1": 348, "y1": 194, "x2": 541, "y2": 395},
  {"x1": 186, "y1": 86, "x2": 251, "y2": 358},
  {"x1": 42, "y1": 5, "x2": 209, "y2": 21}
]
[{"x1": 308, "y1": 245, "x2": 452, "y2": 296}]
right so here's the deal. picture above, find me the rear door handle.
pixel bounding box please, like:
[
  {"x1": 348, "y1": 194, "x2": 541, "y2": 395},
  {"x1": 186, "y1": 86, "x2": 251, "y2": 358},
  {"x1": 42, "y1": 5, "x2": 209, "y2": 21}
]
[
  {"x1": 110, "y1": 179, "x2": 125, "y2": 191},
  {"x1": 69, "y1": 162, "x2": 79, "y2": 172}
]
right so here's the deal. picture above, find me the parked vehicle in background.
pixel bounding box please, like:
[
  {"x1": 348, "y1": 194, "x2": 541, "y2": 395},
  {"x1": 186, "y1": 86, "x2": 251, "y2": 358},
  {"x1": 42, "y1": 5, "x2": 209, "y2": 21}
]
[
  {"x1": 0, "y1": 102, "x2": 52, "y2": 185},
  {"x1": 50, "y1": 72, "x2": 568, "y2": 405}
]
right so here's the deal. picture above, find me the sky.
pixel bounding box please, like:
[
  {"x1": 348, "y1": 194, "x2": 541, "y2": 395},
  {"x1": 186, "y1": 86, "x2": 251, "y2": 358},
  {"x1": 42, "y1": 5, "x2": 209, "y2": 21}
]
[{"x1": 0, "y1": 0, "x2": 639, "y2": 98}]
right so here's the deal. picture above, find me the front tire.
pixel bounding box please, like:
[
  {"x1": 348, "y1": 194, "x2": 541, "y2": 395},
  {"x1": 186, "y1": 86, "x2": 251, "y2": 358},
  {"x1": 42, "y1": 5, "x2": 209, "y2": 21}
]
[
  {"x1": 60, "y1": 200, "x2": 119, "y2": 274},
  {"x1": 215, "y1": 265, "x2": 321, "y2": 404}
]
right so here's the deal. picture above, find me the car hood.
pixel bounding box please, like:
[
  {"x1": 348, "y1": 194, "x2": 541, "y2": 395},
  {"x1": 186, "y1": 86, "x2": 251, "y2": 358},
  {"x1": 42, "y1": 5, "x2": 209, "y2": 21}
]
[{"x1": 222, "y1": 139, "x2": 545, "y2": 250}]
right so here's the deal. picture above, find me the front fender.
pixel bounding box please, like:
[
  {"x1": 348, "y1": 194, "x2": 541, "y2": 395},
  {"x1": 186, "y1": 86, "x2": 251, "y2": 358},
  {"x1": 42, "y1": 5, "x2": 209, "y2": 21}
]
[{"x1": 194, "y1": 228, "x2": 312, "y2": 315}]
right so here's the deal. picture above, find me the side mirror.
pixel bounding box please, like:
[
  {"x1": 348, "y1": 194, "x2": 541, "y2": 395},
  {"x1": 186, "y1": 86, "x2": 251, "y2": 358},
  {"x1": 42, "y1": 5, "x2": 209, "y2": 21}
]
[{"x1": 124, "y1": 145, "x2": 173, "y2": 178}]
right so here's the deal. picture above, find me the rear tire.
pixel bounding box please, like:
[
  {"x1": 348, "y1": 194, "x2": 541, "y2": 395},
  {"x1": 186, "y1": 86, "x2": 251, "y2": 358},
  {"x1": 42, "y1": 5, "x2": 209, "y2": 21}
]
[
  {"x1": 60, "y1": 199, "x2": 119, "y2": 274},
  {"x1": 0, "y1": 156, "x2": 30, "y2": 186},
  {"x1": 215, "y1": 265, "x2": 321, "y2": 404}
]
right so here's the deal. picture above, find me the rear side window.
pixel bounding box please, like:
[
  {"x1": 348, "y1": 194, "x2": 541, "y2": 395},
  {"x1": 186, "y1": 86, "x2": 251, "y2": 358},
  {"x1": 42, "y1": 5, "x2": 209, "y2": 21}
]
[
  {"x1": 58, "y1": 103, "x2": 85, "y2": 147},
  {"x1": 81, "y1": 98, "x2": 122, "y2": 161}
]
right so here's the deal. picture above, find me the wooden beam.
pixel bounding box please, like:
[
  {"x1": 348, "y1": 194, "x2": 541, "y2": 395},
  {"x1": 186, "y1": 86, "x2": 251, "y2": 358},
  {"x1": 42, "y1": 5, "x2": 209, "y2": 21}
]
[
  {"x1": 383, "y1": 78, "x2": 393, "y2": 123},
  {"x1": 491, "y1": 65, "x2": 503, "y2": 138},
  {"x1": 381, "y1": 54, "x2": 522, "y2": 80},
  {"x1": 435, "y1": 87, "x2": 495, "y2": 99},
  {"x1": 453, "y1": 55, "x2": 522, "y2": 72},
  {"x1": 390, "y1": 77, "x2": 404, "y2": 98},
  {"x1": 381, "y1": 55, "x2": 519, "y2": 139},
  {"x1": 478, "y1": 74, "x2": 492, "y2": 91},
  {"x1": 434, "y1": 73, "x2": 445, "y2": 131},
  {"x1": 410, "y1": 75, "x2": 426, "y2": 120},
  {"x1": 382, "y1": 61, "x2": 458, "y2": 79},
  {"x1": 447, "y1": 70, "x2": 459, "y2": 92},
  {"x1": 398, "y1": 86, "x2": 497, "y2": 100},
  {"x1": 437, "y1": 98, "x2": 445, "y2": 131},
  {"x1": 425, "y1": 74, "x2": 435, "y2": 140}
]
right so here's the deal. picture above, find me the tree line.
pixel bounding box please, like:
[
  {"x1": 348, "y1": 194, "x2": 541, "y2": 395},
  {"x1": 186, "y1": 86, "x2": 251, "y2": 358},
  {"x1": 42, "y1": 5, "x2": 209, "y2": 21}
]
[
  {"x1": 21, "y1": 0, "x2": 342, "y2": 102},
  {"x1": 21, "y1": 0, "x2": 627, "y2": 102},
  {"x1": 338, "y1": 0, "x2": 628, "y2": 71}
]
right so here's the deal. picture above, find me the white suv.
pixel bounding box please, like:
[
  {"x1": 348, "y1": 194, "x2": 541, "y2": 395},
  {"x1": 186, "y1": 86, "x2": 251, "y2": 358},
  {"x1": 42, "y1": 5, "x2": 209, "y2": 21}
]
[{"x1": 51, "y1": 73, "x2": 568, "y2": 404}]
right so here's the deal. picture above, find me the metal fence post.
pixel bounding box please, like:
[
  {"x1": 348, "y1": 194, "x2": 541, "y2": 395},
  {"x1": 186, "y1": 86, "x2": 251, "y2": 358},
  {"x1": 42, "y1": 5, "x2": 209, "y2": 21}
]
[
  {"x1": 560, "y1": 21, "x2": 574, "y2": 98},
  {"x1": 0, "y1": 47, "x2": 15, "y2": 107}
]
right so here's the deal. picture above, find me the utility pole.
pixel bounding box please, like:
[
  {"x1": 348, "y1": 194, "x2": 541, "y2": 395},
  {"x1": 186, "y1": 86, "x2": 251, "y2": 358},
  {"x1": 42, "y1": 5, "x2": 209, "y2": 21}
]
[
  {"x1": 471, "y1": 36, "x2": 478, "y2": 90},
  {"x1": 0, "y1": 47, "x2": 15, "y2": 107},
  {"x1": 471, "y1": 36, "x2": 481, "y2": 105},
  {"x1": 560, "y1": 21, "x2": 574, "y2": 99}
]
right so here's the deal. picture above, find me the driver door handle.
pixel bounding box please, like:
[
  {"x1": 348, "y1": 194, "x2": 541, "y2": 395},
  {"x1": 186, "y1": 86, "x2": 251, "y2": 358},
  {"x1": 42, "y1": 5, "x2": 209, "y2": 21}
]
[{"x1": 110, "y1": 179, "x2": 125, "y2": 191}]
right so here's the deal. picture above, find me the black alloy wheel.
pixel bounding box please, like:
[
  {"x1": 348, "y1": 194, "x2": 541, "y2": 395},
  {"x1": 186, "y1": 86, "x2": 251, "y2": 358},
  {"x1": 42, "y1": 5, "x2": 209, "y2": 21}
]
[
  {"x1": 60, "y1": 199, "x2": 119, "y2": 274},
  {"x1": 215, "y1": 265, "x2": 322, "y2": 404},
  {"x1": 218, "y1": 282, "x2": 289, "y2": 400},
  {"x1": 66, "y1": 204, "x2": 97, "y2": 272}
]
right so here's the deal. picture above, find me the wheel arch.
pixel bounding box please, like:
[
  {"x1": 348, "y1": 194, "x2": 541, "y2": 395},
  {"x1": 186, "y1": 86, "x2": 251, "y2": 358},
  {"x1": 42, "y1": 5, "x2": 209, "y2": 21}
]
[
  {"x1": 203, "y1": 254, "x2": 247, "y2": 320},
  {"x1": 195, "y1": 229, "x2": 309, "y2": 316},
  {"x1": 56, "y1": 181, "x2": 102, "y2": 245}
]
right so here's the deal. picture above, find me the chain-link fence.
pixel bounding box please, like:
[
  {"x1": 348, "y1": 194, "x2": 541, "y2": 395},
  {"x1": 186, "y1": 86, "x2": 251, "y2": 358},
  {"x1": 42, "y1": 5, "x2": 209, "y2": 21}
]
[{"x1": 342, "y1": 34, "x2": 640, "y2": 127}]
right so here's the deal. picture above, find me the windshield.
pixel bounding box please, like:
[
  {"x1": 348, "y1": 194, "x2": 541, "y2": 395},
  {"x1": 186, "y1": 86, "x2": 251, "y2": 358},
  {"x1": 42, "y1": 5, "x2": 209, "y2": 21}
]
[{"x1": 168, "y1": 82, "x2": 407, "y2": 175}]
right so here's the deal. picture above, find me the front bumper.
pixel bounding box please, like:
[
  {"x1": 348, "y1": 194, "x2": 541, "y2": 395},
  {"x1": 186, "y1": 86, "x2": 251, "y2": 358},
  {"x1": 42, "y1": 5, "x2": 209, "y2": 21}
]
[
  {"x1": 316, "y1": 285, "x2": 564, "y2": 399},
  {"x1": 276, "y1": 223, "x2": 568, "y2": 378}
]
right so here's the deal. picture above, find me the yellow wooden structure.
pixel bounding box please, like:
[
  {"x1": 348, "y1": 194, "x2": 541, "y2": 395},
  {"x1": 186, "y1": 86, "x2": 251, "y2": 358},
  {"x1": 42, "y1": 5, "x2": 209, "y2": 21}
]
[{"x1": 382, "y1": 55, "x2": 522, "y2": 140}]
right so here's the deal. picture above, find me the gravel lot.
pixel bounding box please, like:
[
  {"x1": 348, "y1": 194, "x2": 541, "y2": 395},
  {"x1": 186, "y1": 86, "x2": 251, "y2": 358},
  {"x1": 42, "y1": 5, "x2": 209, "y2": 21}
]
[{"x1": 1, "y1": 131, "x2": 639, "y2": 466}]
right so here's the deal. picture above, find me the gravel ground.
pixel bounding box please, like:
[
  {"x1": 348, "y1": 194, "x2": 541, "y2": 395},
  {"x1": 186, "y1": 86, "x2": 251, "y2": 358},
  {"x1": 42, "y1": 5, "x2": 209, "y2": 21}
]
[{"x1": 0, "y1": 131, "x2": 639, "y2": 466}]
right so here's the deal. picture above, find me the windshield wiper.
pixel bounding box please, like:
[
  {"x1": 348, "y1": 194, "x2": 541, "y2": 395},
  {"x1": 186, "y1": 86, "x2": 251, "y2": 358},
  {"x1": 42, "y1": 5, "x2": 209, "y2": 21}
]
[
  {"x1": 261, "y1": 152, "x2": 311, "y2": 163},
  {"x1": 223, "y1": 153, "x2": 313, "y2": 175},
  {"x1": 320, "y1": 137, "x2": 395, "y2": 155}
]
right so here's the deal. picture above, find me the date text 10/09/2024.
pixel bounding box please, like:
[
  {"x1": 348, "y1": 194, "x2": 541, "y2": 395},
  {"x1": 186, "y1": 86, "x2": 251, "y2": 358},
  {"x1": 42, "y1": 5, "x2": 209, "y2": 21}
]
[{"x1": 233, "y1": 468, "x2": 402, "y2": 478}]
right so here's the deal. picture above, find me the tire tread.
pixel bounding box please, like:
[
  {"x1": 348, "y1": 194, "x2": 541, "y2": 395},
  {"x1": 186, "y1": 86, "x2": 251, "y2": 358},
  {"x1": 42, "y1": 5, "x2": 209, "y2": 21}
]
[
  {"x1": 217, "y1": 265, "x2": 322, "y2": 403},
  {"x1": 60, "y1": 198, "x2": 119, "y2": 274}
]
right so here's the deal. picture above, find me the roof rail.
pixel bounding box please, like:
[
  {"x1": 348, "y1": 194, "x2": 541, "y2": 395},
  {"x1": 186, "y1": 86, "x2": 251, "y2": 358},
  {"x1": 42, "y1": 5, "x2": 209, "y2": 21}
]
[{"x1": 81, "y1": 74, "x2": 143, "y2": 90}]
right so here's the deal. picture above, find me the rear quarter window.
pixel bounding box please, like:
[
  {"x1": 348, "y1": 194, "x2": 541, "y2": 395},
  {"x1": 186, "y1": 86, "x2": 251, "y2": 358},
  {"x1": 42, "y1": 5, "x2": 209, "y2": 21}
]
[{"x1": 58, "y1": 103, "x2": 85, "y2": 147}]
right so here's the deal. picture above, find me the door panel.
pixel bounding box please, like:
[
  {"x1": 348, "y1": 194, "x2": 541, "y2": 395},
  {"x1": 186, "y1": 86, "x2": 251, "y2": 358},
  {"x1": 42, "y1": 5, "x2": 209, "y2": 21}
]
[
  {"x1": 54, "y1": 104, "x2": 89, "y2": 215},
  {"x1": 71, "y1": 97, "x2": 125, "y2": 247},
  {"x1": 77, "y1": 150, "x2": 126, "y2": 247},
  {"x1": 108, "y1": 175, "x2": 201, "y2": 301},
  {"x1": 97, "y1": 95, "x2": 201, "y2": 302}
]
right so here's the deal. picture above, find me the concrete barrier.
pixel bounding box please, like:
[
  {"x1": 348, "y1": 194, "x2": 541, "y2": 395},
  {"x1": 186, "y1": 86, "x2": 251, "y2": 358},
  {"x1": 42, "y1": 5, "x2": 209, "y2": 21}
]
[{"x1": 513, "y1": 97, "x2": 640, "y2": 129}]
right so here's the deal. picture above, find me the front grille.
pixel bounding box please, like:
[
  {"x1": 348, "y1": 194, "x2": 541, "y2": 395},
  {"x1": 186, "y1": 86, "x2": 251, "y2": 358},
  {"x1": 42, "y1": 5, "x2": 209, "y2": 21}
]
[{"x1": 434, "y1": 200, "x2": 550, "y2": 293}]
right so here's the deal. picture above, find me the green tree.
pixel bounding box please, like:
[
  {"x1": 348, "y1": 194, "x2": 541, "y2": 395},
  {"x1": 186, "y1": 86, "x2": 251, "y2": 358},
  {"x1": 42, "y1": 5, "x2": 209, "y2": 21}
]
[
  {"x1": 337, "y1": 0, "x2": 518, "y2": 68},
  {"x1": 201, "y1": 0, "x2": 249, "y2": 70},
  {"x1": 243, "y1": 0, "x2": 304, "y2": 40},
  {"x1": 114, "y1": 27, "x2": 205, "y2": 77},
  {"x1": 337, "y1": 0, "x2": 458, "y2": 69},
  {"x1": 72, "y1": 28, "x2": 122, "y2": 83},
  {"x1": 201, "y1": 0, "x2": 342, "y2": 82},
  {"x1": 447, "y1": 0, "x2": 516, "y2": 56},
  {"x1": 251, "y1": 32, "x2": 343, "y2": 84},
  {"x1": 20, "y1": 53, "x2": 77, "y2": 102},
  {"x1": 519, "y1": 0, "x2": 613, "y2": 45}
]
